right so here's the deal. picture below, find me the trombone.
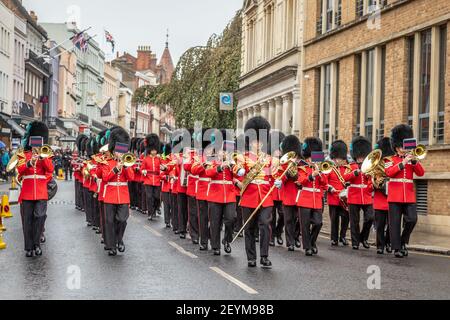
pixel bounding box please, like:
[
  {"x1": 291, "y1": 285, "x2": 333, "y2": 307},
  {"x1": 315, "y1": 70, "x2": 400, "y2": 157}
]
[{"x1": 408, "y1": 145, "x2": 427, "y2": 160}]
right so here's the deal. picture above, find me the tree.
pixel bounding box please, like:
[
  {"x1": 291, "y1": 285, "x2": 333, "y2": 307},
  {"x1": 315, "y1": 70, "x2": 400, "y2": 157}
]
[{"x1": 154, "y1": 11, "x2": 242, "y2": 129}]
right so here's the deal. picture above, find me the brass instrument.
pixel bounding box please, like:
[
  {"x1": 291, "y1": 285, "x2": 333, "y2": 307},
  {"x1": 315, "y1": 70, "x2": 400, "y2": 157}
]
[
  {"x1": 239, "y1": 152, "x2": 268, "y2": 197},
  {"x1": 316, "y1": 161, "x2": 334, "y2": 175},
  {"x1": 409, "y1": 144, "x2": 427, "y2": 160},
  {"x1": 280, "y1": 152, "x2": 298, "y2": 178},
  {"x1": 39, "y1": 144, "x2": 54, "y2": 158},
  {"x1": 361, "y1": 149, "x2": 386, "y2": 189},
  {"x1": 6, "y1": 147, "x2": 26, "y2": 172},
  {"x1": 120, "y1": 153, "x2": 137, "y2": 167}
]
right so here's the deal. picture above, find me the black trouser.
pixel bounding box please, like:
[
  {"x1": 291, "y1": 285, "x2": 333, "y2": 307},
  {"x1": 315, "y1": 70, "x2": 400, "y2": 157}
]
[
  {"x1": 84, "y1": 188, "x2": 93, "y2": 224},
  {"x1": 299, "y1": 207, "x2": 323, "y2": 251},
  {"x1": 349, "y1": 204, "x2": 374, "y2": 247},
  {"x1": 388, "y1": 203, "x2": 417, "y2": 251},
  {"x1": 171, "y1": 193, "x2": 179, "y2": 231},
  {"x1": 136, "y1": 183, "x2": 142, "y2": 210},
  {"x1": 145, "y1": 185, "x2": 160, "y2": 218},
  {"x1": 283, "y1": 205, "x2": 297, "y2": 247},
  {"x1": 209, "y1": 202, "x2": 236, "y2": 250},
  {"x1": 20, "y1": 200, "x2": 47, "y2": 251},
  {"x1": 188, "y1": 196, "x2": 199, "y2": 242},
  {"x1": 64, "y1": 166, "x2": 73, "y2": 180},
  {"x1": 329, "y1": 205, "x2": 349, "y2": 242},
  {"x1": 197, "y1": 199, "x2": 210, "y2": 246},
  {"x1": 92, "y1": 196, "x2": 100, "y2": 228},
  {"x1": 375, "y1": 210, "x2": 391, "y2": 250},
  {"x1": 234, "y1": 196, "x2": 243, "y2": 233},
  {"x1": 128, "y1": 182, "x2": 137, "y2": 208},
  {"x1": 242, "y1": 206, "x2": 272, "y2": 261},
  {"x1": 271, "y1": 201, "x2": 284, "y2": 240},
  {"x1": 177, "y1": 193, "x2": 188, "y2": 234},
  {"x1": 140, "y1": 183, "x2": 147, "y2": 212},
  {"x1": 75, "y1": 180, "x2": 80, "y2": 208},
  {"x1": 161, "y1": 192, "x2": 171, "y2": 225},
  {"x1": 104, "y1": 203, "x2": 129, "y2": 250},
  {"x1": 99, "y1": 201, "x2": 106, "y2": 238}
]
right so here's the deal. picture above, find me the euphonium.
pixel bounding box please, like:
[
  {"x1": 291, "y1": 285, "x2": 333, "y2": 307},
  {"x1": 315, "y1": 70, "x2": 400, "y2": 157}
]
[
  {"x1": 120, "y1": 153, "x2": 136, "y2": 167},
  {"x1": 361, "y1": 149, "x2": 386, "y2": 189},
  {"x1": 6, "y1": 147, "x2": 25, "y2": 172}
]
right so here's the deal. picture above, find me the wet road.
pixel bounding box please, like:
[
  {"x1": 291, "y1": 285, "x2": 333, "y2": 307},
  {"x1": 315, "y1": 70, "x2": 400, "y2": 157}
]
[{"x1": 1, "y1": 181, "x2": 449, "y2": 300}]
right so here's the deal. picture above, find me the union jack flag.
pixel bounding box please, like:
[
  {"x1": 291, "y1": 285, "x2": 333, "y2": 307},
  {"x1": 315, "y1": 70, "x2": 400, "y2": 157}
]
[{"x1": 105, "y1": 30, "x2": 115, "y2": 52}]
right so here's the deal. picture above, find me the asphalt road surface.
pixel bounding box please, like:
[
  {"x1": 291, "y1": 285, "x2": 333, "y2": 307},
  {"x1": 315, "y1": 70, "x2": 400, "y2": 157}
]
[{"x1": 0, "y1": 181, "x2": 449, "y2": 300}]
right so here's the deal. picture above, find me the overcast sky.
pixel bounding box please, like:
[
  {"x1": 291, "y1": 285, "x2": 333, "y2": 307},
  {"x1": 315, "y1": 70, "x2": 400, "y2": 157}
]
[{"x1": 22, "y1": 0, "x2": 243, "y2": 64}]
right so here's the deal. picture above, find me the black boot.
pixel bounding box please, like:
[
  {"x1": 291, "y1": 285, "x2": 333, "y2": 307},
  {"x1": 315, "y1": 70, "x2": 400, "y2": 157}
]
[
  {"x1": 260, "y1": 257, "x2": 272, "y2": 269},
  {"x1": 305, "y1": 249, "x2": 313, "y2": 256},
  {"x1": 223, "y1": 241, "x2": 231, "y2": 254},
  {"x1": 401, "y1": 244, "x2": 409, "y2": 257},
  {"x1": 362, "y1": 240, "x2": 370, "y2": 249},
  {"x1": 394, "y1": 250, "x2": 404, "y2": 258},
  {"x1": 276, "y1": 236, "x2": 284, "y2": 246},
  {"x1": 199, "y1": 244, "x2": 208, "y2": 251},
  {"x1": 385, "y1": 244, "x2": 393, "y2": 253},
  {"x1": 108, "y1": 249, "x2": 117, "y2": 256},
  {"x1": 118, "y1": 242, "x2": 125, "y2": 253},
  {"x1": 288, "y1": 245, "x2": 295, "y2": 252},
  {"x1": 340, "y1": 237, "x2": 349, "y2": 246},
  {"x1": 25, "y1": 250, "x2": 34, "y2": 258},
  {"x1": 34, "y1": 246, "x2": 42, "y2": 256},
  {"x1": 269, "y1": 239, "x2": 275, "y2": 247},
  {"x1": 248, "y1": 260, "x2": 257, "y2": 268},
  {"x1": 40, "y1": 235, "x2": 46, "y2": 244},
  {"x1": 213, "y1": 249, "x2": 221, "y2": 256},
  {"x1": 331, "y1": 240, "x2": 338, "y2": 246},
  {"x1": 377, "y1": 248, "x2": 384, "y2": 255},
  {"x1": 180, "y1": 233, "x2": 186, "y2": 239},
  {"x1": 295, "y1": 239, "x2": 301, "y2": 248}
]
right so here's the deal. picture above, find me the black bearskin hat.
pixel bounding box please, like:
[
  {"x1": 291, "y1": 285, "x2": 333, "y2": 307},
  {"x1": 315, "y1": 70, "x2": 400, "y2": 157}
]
[
  {"x1": 161, "y1": 143, "x2": 172, "y2": 156},
  {"x1": 91, "y1": 136, "x2": 100, "y2": 154},
  {"x1": 129, "y1": 138, "x2": 137, "y2": 153},
  {"x1": 108, "y1": 127, "x2": 130, "y2": 153},
  {"x1": 302, "y1": 137, "x2": 323, "y2": 159},
  {"x1": 329, "y1": 140, "x2": 348, "y2": 160},
  {"x1": 76, "y1": 134, "x2": 88, "y2": 153},
  {"x1": 281, "y1": 135, "x2": 302, "y2": 157},
  {"x1": 350, "y1": 136, "x2": 372, "y2": 161},
  {"x1": 22, "y1": 121, "x2": 49, "y2": 151},
  {"x1": 244, "y1": 116, "x2": 271, "y2": 151},
  {"x1": 85, "y1": 138, "x2": 95, "y2": 157},
  {"x1": 376, "y1": 137, "x2": 395, "y2": 158},
  {"x1": 391, "y1": 124, "x2": 414, "y2": 150},
  {"x1": 145, "y1": 133, "x2": 160, "y2": 153},
  {"x1": 269, "y1": 130, "x2": 286, "y2": 156},
  {"x1": 96, "y1": 130, "x2": 107, "y2": 148},
  {"x1": 138, "y1": 138, "x2": 146, "y2": 155}
]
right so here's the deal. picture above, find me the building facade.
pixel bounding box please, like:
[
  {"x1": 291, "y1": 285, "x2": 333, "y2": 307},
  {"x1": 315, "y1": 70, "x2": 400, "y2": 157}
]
[
  {"x1": 237, "y1": 0, "x2": 304, "y2": 135},
  {"x1": 301, "y1": 0, "x2": 449, "y2": 234},
  {"x1": 0, "y1": 1, "x2": 14, "y2": 116},
  {"x1": 118, "y1": 84, "x2": 132, "y2": 134},
  {"x1": 102, "y1": 62, "x2": 121, "y2": 126}
]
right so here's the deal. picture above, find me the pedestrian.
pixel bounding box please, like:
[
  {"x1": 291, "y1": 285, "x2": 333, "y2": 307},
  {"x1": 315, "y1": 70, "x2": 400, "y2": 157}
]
[
  {"x1": 385, "y1": 124, "x2": 425, "y2": 258},
  {"x1": 17, "y1": 121, "x2": 54, "y2": 258},
  {"x1": 102, "y1": 127, "x2": 134, "y2": 256},
  {"x1": 62, "y1": 148, "x2": 73, "y2": 180},
  {"x1": 344, "y1": 136, "x2": 374, "y2": 251}
]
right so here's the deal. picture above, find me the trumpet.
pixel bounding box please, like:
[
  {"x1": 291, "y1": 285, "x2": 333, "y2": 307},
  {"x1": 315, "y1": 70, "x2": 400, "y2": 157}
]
[
  {"x1": 39, "y1": 145, "x2": 54, "y2": 158},
  {"x1": 409, "y1": 145, "x2": 427, "y2": 160},
  {"x1": 119, "y1": 153, "x2": 137, "y2": 167},
  {"x1": 315, "y1": 161, "x2": 334, "y2": 174}
]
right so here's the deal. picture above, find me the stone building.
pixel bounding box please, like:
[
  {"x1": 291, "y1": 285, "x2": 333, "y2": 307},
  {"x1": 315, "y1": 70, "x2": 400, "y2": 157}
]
[
  {"x1": 102, "y1": 62, "x2": 122, "y2": 126},
  {"x1": 301, "y1": 0, "x2": 449, "y2": 234},
  {"x1": 236, "y1": 0, "x2": 304, "y2": 135}
]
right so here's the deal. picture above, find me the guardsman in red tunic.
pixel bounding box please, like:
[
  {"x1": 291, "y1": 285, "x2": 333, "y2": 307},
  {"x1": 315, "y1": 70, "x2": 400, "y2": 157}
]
[
  {"x1": 274, "y1": 135, "x2": 302, "y2": 252},
  {"x1": 205, "y1": 138, "x2": 238, "y2": 256},
  {"x1": 233, "y1": 134, "x2": 245, "y2": 237},
  {"x1": 234, "y1": 117, "x2": 274, "y2": 269},
  {"x1": 128, "y1": 138, "x2": 139, "y2": 211},
  {"x1": 160, "y1": 143, "x2": 173, "y2": 229},
  {"x1": 326, "y1": 140, "x2": 350, "y2": 247},
  {"x1": 168, "y1": 152, "x2": 179, "y2": 233},
  {"x1": 344, "y1": 136, "x2": 374, "y2": 250},
  {"x1": 385, "y1": 125, "x2": 425, "y2": 258},
  {"x1": 141, "y1": 134, "x2": 162, "y2": 221},
  {"x1": 191, "y1": 135, "x2": 213, "y2": 251},
  {"x1": 268, "y1": 131, "x2": 285, "y2": 248},
  {"x1": 73, "y1": 136, "x2": 86, "y2": 211},
  {"x1": 184, "y1": 144, "x2": 200, "y2": 245},
  {"x1": 82, "y1": 138, "x2": 96, "y2": 228},
  {"x1": 95, "y1": 130, "x2": 111, "y2": 245},
  {"x1": 102, "y1": 127, "x2": 134, "y2": 256},
  {"x1": 296, "y1": 138, "x2": 328, "y2": 256},
  {"x1": 137, "y1": 139, "x2": 147, "y2": 214},
  {"x1": 17, "y1": 121, "x2": 54, "y2": 258},
  {"x1": 172, "y1": 130, "x2": 189, "y2": 239},
  {"x1": 373, "y1": 138, "x2": 394, "y2": 255}
]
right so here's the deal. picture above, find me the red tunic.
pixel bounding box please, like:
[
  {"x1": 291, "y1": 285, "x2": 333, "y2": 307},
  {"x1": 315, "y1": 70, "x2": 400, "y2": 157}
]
[
  {"x1": 184, "y1": 151, "x2": 198, "y2": 198},
  {"x1": 141, "y1": 155, "x2": 161, "y2": 186},
  {"x1": 326, "y1": 165, "x2": 350, "y2": 207},
  {"x1": 101, "y1": 159, "x2": 135, "y2": 204},
  {"x1": 385, "y1": 155, "x2": 425, "y2": 203},
  {"x1": 205, "y1": 161, "x2": 236, "y2": 204},
  {"x1": 235, "y1": 152, "x2": 274, "y2": 209},
  {"x1": 343, "y1": 163, "x2": 373, "y2": 206},
  {"x1": 160, "y1": 156, "x2": 171, "y2": 193},
  {"x1": 17, "y1": 151, "x2": 54, "y2": 202},
  {"x1": 191, "y1": 157, "x2": 211, "y2": 201},
  {"x1": 175, "y1": 153, "x2": 187, "y2": 194},
  {"x1": 274, "y1": 162, "x2": 300, "y2": 207},
  {"x1": 296, "y1": 166, "x2": 328, "y2": 210}
]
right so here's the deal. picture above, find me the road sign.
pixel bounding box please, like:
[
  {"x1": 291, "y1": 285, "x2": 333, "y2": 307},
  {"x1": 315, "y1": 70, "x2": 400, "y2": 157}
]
[{"x1": 219, "y1": 93, "x2": 234, "y2": 111}]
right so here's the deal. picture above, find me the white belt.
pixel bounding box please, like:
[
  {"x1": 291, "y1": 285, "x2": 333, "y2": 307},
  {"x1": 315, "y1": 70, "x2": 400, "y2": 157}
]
[
  {"x1": 302, "y1": 187, "x2": 322, "y2": 193},
  {"x1": 106, "y1": 182, "x2": 128, "y2": 187},
  {"x1": 22, "y1": 175, "x2": 47, "y2": 180},
  {"x1": 210, "y1": 180, "x2": 233, "y2": 185},
  {"x1": 188, "y1": 174, "x2": 199, "y2": 180},
  {"x1": 198, "y1": 177, "x2": 211, "y2": 182},
  {"x1": 349, "y1": 184, "x2": 368, "y2": 189},
  {"x1": 389, "y1": 178, "x2": 413, "y2": 184},
  {"x1": 250, "y1": 180, "x2": 269, "y2": 185}
]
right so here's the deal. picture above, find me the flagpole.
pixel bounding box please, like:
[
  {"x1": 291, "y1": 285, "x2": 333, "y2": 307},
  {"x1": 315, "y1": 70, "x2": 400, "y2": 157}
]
[
  {"x1": 37, "y1": 27, "x2": 93, "y2": 59},
  {"x1": 50, "y1": 34, "x2": 97, "y2": 60}
]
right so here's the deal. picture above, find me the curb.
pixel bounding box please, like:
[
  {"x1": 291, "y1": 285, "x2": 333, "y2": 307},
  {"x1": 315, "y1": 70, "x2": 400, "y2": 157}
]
[{"x1": 319, "y1": 230, "x2": 450, "y2": 256}]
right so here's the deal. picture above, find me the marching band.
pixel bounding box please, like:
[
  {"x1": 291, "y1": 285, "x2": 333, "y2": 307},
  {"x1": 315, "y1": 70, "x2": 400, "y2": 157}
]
[{"x1": 9, "y1": 117, "x2": 426, "y2": 264}]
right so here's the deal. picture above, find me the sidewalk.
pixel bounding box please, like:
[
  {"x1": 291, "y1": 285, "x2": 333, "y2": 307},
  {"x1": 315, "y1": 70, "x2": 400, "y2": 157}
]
[{"x1": 320, "y1": 208, "x2": 450, "y2": 256}]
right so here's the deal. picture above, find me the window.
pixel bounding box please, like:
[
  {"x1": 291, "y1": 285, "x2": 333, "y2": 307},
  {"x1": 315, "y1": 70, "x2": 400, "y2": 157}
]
[
  {"x1": 419, "y1": 29, "x2": 432, "y2": 144},
  {"x1": 286, "y1": 0, "x2": 296, "y2": 48},
  {"x1": 335, "y1": 63, "x2": 340, "y2": 140},
  {"x1": 265, "y1": 5, "x2": 273, "y2": 60},
  {"x1": 319, "y1": 62, "x2": 339, "y2": 149},
  {"x1": 437, "y1": 25, "x2": 447, "y2": 143},
  {"x1": 326, "y1": 0, "x2": 333, "y2": 32},
  {"x1": 323, "y1": 64, "x2": 332, "y2": 148},
  {"x1": 415, "y1": 180, "x2": 428, "y2": 215},
  {"x1": 318, "y1": 0, "x2": 342, "y2": 35},
  {"x1": 355, "y1": 54, "x2": 362, "y2": 136},
  {"x1": 378, "y1": 47, "x2": 386, "y2": 140},
  {"x1": 365, "y1": 49, "x2": 375, "y2": 143},
  {"x1": 407, "y1": 36, "x2": 415, "y2": 127}
]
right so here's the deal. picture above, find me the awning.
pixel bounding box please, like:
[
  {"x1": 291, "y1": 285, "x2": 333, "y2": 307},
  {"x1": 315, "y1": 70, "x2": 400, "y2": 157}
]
[{"x1": 8, "y1": 119, "x2": 26, "y2": 137}]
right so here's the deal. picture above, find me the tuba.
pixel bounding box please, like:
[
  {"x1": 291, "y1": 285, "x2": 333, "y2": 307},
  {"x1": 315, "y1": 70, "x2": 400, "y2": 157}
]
[{"x1": 361, "y1": 149, "x2": 386, "y2": 189}]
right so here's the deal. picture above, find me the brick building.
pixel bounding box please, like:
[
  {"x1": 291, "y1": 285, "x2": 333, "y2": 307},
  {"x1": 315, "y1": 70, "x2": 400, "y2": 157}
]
[{"x1": 301, "y1": 0, "x2": 449, "y2": 235}]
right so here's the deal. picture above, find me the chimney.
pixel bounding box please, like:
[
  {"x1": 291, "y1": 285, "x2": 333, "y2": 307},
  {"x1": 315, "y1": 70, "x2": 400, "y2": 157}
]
[
  {"x1": 136, "y1": 45, "x2": 153, "y2": 71},
  {"x1": 29, "y1": 11, "x2": 38, "y2": 23}
]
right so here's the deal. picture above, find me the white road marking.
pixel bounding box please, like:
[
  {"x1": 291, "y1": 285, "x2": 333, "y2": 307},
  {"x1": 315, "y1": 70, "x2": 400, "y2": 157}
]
[
  {"x1": 210, "y1": 267, "x2": 258, "y2": 295},
  {"x1": 143, "y1": 225, "x2": 162, "y2": 237},
  {"x1": 168, "y1": 241, "x2": 198, "y2": 259}
]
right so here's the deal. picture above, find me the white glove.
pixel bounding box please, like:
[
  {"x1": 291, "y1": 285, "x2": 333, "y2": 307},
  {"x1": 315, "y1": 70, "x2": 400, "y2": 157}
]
[
  {"x1": 274, "y1": 179, "x2": 283, "y2": 189},
  {"x1": 237, "y1": 168, "x2": 246, "y2": 177},
  {"x1": 142, "y1": 170, "x2": 148, "y2": 176}
]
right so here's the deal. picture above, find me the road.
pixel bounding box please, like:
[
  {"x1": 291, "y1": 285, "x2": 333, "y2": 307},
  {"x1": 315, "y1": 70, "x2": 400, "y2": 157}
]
[{"x1": 0, "y1": 181, "x2": 449, "y2": 300}]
